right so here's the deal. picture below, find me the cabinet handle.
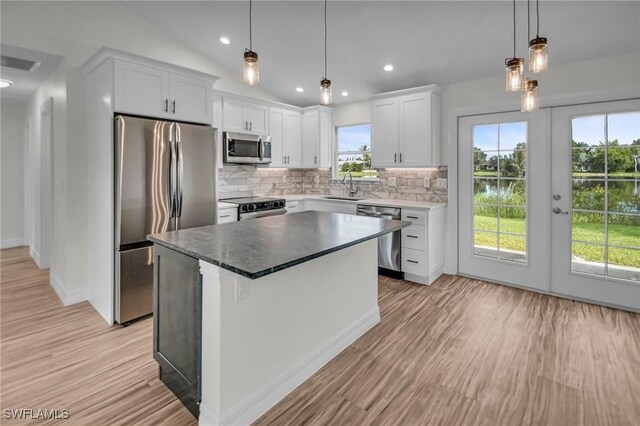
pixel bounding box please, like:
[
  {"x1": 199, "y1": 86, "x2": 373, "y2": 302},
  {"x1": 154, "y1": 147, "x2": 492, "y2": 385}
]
[
  {"x1": 287, "y1": 156, "x2": 290, "y2": 164},
  {"x1": 219, "y1": 214, "x2": 231, "y2": 218},
  {"x1": 407, "y1": 260, "x2": 419, "y2": 264},
  {"x1": 172, "y1": 100, "x2": 176, "y2": 114},
  {"x1": 394, "y1": 153, "x2": 397, "y2": 163},
  {"x1": 399, "y1": 153, "x2": 403, "y2": 163},
  {"x1": 407, "y1": 235, "x2": 418, "y2": 239},
  {"x1": 249, "y1": 122, "x2": 253, "y2": 131},
  {"x1": 407, "y1": 215, "x2": 419, "y2": 219},
  {"x1": 164, "y1": 99, "x2": 169, "y2": 112},
  {"x1": 314, "y1": 155, "x2": 317, "y2": 164}
]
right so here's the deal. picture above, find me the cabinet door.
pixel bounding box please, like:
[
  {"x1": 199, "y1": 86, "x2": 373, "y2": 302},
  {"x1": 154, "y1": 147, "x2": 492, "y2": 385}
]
[
  {"x1": 217, "y1": 208, "x2": 238, "y2": 223},
  {"x1": 248, "y1": 103, "x2": 269, "y2": 135},
  {"x1": 269, "y1": 108, "x2": 286, "y2": 167},
  {"x1": 319, "y1": 109, "x2": 333, "y2": 168},
  {"x1": 114, "y1": 60, "x2": 170, "y2": 118},
  {"x1": 284, "y1": 111, "x2": 302, "y2": 167},
  {"x1": 169, "y1": 73, "x2": 213, "y2": 125},
  {"x1": 223, "y1": 98, "x2": 248, "y2": 133},
  {"x1": 399, "y1": 92, "x2": 432, "y2": 167},
  {"x1": 371, "y1": 98, "x2": 399, "y2": 167},
  {"x1": 302, "y1": 110, "x2": 320, "y2": 168}
]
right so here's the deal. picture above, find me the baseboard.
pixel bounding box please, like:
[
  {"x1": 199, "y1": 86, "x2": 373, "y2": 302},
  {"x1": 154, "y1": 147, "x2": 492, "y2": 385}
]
[
  {"x1": 29, "y1": 246, "x2": 41, "y2": 266},
  {"x1": 50, "y1": 273, "x2": 88, "y2": 306},
  {"x1": 199, "y1": 306, "x2": 381, "y2": 426},
  {"x1": 1, "y1": 238, "x2": 24, "y2": 249}
]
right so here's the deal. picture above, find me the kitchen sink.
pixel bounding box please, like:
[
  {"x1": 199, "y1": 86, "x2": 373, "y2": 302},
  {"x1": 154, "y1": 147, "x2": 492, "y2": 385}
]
[{"x1": 321, "y1": 196, "x2": 366, "y2": 201}]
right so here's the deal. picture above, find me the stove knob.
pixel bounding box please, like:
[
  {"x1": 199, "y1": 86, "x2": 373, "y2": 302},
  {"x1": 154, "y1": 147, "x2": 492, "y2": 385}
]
[
  {"x1": 248, "y1": 204, "x2": 257, "y2": 211},
  {"x1": 278, "y1": 201, "x2": 285, "y2": 208},
  {"x1": 241, "y1": 205, "x2": 248, "y2": 212}
]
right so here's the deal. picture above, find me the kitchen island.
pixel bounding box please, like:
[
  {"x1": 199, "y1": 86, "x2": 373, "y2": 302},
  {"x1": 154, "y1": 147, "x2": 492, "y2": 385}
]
[{"x1": 148, "y1": 211, "x2": 410, "y2": 426}]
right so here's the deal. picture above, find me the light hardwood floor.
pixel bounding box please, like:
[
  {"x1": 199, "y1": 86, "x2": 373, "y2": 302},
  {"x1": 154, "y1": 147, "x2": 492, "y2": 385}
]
[{"x1": 2, "y1": 247, "x2": 639, "y2": 425}]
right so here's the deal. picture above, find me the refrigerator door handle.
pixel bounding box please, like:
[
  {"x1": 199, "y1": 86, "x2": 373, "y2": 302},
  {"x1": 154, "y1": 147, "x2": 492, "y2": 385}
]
[
  {"x1": 176, "y1": 124, "x2": 184, "y2": 218},
  {"x1": 168, "y1": 124, "x2": 177, "y2": 218}
]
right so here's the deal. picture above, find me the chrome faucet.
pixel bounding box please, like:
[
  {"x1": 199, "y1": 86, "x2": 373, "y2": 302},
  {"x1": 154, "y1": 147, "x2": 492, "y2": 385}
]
[{"x1": 341, "y1": 171, "x2": 359, "y2": 197}]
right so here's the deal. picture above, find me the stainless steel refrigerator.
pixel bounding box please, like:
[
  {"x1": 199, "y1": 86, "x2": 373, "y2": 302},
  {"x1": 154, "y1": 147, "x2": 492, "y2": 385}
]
[{"x1": 114, "y1": 115, "x2": 217, "y2": 324}]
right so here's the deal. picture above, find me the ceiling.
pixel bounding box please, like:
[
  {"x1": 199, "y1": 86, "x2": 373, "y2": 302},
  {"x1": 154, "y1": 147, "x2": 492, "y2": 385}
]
[{"x1": 0, "y1": 44, "x2": 64, "y2": 101}]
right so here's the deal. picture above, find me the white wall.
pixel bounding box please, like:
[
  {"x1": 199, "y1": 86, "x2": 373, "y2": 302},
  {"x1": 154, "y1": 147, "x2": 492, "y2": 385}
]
[
  {"x1": 1, "y1": 1, "x2": 284, "y2": 308},
  {"x1": 1, "y1": 98, "x2": 26, "y2": 248}
]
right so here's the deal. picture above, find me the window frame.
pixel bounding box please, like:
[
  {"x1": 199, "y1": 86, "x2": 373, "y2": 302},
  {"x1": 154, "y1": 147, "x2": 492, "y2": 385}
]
[{"x1": 332, "y1": 122, "x2": 380, "y2": 181}]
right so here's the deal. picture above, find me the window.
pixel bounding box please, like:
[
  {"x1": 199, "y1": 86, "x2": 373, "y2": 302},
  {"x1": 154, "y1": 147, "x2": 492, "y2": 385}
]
[
  {"x1": 570, "y1": 111, "x2": 640, "y2": 281},
  {"x1": 335, "y1": 124, "x2": 378, "y2": 179},
  {"x1": 472, "y1": 121, "x2": 528, "y2": 263}
]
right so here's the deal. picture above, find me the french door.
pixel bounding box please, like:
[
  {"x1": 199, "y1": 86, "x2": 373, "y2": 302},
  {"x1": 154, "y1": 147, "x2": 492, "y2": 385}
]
[
  {"x1": 550, "y1": 100, "x2": 640, "y2": 309},
  {"x1": 458, "y1": 100, "x2": 640, "y2": 311},
  {"x1": 458, "y1": 111, "x2": 550, "y2": 291}
]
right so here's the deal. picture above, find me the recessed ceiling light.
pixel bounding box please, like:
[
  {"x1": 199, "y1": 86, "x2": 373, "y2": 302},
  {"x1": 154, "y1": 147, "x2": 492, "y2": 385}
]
[
  {"x1": 219, "y1": 36, "x2": 231, "y2": 45},
  {"x1": 341, "y1": 91, "x2": 349, "y2": 97},
  {"x1": 296, "y1": 87, "x2": 304, "y2": 93},
  {"x1": 383, "y1": 64, "x2": 394, "y2": 72},
  {"x1": 0, "y1": 79, "x2": 13, "y2": 88}
]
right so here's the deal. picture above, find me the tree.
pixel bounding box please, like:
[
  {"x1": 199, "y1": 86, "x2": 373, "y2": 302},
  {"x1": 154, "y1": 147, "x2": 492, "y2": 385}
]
[
  {"x1": 513, "y1": 142, "x2": 526, "y2": 177},
  {"x1": 473, "y1": 147, "x2": 487, "y2": 170},
  {"x1": 359, "y1": 144, "x2": 371, "y2": 169}
]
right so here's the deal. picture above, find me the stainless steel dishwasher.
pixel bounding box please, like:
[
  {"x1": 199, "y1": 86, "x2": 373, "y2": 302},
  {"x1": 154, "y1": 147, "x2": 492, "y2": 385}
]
[{"x1": 356, "y1": 204, "x2": 402, "y2": 276}]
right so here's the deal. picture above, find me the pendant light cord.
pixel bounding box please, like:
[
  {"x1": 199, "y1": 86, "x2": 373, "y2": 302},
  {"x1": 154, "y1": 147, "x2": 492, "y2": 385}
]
[
  {"x1": 249, "y1": 0, "x2": 253, "y2": 51},
  {"x1": 512, "y1": 0, "x2": 516, "y2": 58},
  {"x1": 527, "y1": 0, "x2": 530, "y2": 41},
  {"x1": 324, "y1": 0, "x2": 328, "y2": 78},
  {"x1": 536, "y1": 0, "x2": 540, "y2": 37}
]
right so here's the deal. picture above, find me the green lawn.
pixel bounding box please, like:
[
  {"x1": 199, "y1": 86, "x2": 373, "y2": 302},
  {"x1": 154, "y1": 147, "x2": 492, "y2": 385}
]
[{"x1": 474, "y1": 215, "x2": 640, "y2": 267}]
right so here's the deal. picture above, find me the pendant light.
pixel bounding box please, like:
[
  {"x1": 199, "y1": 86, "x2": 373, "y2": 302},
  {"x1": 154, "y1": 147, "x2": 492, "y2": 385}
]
[
  {"x1": 505, "y1": 0, "x2": 524, "y2": 92},
  {"x1": 521, "y1": 0, "x2": 539, "y2": 111},
  {"x1": 529, "y1": 0, "x2": 548, "y2": 73},
  {"x1": 521, "y1": 78, "x2": 539, "y2": 111},
  {"x1": 320, "y1": 0, "x2": 332, "y2": 105},
  {"x1": 243, "y1": 0, "x2": 259, "y2": 85}
]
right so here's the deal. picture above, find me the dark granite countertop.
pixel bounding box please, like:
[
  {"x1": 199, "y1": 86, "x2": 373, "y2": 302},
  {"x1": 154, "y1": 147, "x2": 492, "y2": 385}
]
[{"x1": 148, "y1": 211, "x2": 411, "y2": 279}]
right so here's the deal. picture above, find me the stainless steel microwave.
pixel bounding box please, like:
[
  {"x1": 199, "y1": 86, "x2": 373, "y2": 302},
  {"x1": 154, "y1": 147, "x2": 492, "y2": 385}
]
[{"x1": 223, "y1": 132, "x2": 272, "y2": 164}]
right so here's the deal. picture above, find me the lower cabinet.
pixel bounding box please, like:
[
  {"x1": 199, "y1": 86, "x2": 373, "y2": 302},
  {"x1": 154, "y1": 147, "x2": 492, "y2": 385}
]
[
  {"x1": 285, "y1": 200, "x2": 301, "y2": 213},
  {"x1": 400, "y1": 208, "x2": 445, "y2": 285},
  {"x1": 153, "y1": 245, "x2": 201, "y2": 418},
  {"x1": 217, "y1": 206, "x2": 238, "y2": 223}
]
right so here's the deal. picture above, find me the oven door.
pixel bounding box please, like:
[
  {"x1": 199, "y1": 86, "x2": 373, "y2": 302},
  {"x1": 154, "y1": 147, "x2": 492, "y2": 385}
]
[
  {"x1": 239, "y1": 208, "x2": 287, "y2": 221},
  {"x1": 224, "y1": 132, "x2": 270, "y2": 164}
]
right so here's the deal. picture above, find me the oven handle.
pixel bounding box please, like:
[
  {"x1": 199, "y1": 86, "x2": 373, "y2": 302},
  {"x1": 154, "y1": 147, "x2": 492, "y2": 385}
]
[
  {"x1": 258, "y1": 137, "x2": 263, "y2": 162},
  {"x1": 240, "y1": 208, "x2": 287, "y2": 220}
]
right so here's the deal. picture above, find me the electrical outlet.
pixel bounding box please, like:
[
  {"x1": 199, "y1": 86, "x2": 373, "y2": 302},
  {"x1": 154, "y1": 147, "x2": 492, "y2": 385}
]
[
  {"x1": 282, "y1": 175, "x2": 287, "y2": 184},
  {"x1": 234, "y1": 280, "x2": 249, "y2": 302}
]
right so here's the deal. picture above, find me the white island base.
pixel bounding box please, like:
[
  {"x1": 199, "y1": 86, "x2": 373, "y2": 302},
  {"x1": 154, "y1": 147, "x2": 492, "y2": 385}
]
[{"x1": 198, "y1": 239, "x2": 380, "y2": 426}]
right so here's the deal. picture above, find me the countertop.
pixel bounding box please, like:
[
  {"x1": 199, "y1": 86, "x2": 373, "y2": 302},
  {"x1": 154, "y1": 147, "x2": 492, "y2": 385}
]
[
  {"x1": 218, "y1": 201, "x2": 238, "y2": 209},
  {"x1": 149, "y1": 211, "x2": 411, "y2": 279},
  {"x1": 280, "y1": 194, "x2": 446, "y2": 210}
]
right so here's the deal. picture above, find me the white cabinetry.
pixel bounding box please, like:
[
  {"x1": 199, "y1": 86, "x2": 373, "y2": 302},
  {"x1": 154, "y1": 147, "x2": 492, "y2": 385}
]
[
  {"x1": 114, "y1": 59, "x2": 213, "y2": 124},
  {"x1": 400, "y1": 207, "x2": 445, "y2": 285},
  {"x1": 285, "y1": 200, "x2": 301, "y2": 213},
  {"x1": 222, "y1": 97, "x2": 269, "y2": 135},
  {"x1": 270, "y1": 107, "x2": 302, "y2": 168},
  {"x1": 371, "y1": 86, "x2": 441, "y2": 167},
  {"x1": 217, "y1": 206, "x2": 238, "y2": 224},
  {"x1": 304, "y1": 199, "x2": 356, "y2": 215},
  {"x1": 301, "y1": 106, "x2": 332, "y2": 168}
]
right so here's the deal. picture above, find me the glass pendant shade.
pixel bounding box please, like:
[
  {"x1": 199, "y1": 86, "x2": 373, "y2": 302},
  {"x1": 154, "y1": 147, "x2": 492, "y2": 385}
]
[
  {"x1": 243, "y1": 50, "x2": 259, "y2": 86},
  {"x1": 320, "y1": 79, "x2": 332, "y2": 105},
  {"x1": 529, "y1": 37, "x2": 548, "y2": 73},
  {"x1": 505, "y1": 58, "x2": 524, "y2": 92},
  {"x1": 521, "y1": 79, "x2": 539, "y2": 112}
]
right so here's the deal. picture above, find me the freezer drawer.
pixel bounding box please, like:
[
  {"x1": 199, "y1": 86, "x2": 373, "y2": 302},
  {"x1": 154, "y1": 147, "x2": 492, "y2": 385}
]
[{"x1": 116, "y1": 246, "x2": 154, "y2": 323}]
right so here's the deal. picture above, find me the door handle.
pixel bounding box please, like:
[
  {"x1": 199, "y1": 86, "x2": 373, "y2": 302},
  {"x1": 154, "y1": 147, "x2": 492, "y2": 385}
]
[
  {"x1": 552, "y1": 207, "x2": 569, "y2": 215},
  {"x1": 172, "y1": 100, "x2": 176, "y2": 114},
  {"x1": 169, "y1": 140, "x2": 177, "y2": 218}
]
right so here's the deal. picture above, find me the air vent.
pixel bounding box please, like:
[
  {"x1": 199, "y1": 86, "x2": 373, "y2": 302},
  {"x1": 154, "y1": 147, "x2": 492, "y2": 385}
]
[{"x1": 1, "y1": 55, "x2": 41, "y2": 72}]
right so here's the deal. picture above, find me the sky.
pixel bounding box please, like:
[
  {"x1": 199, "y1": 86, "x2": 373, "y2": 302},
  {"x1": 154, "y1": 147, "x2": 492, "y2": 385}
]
[
  {"x1": 473, "y1": 122, "x2": 527, "y2": 152},
  {"x1": 337, "y1": 124, "x2": 371, "y2": 152}
]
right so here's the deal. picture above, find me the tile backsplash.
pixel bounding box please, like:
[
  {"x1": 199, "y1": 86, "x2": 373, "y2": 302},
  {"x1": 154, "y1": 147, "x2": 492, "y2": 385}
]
[{"x1": 218, "y1": 165, "x2": 447, "y2": 203}]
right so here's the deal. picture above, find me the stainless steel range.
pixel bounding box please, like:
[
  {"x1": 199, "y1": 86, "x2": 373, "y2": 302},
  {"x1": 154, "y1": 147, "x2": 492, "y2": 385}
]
[{"x1": 219, "y1": 196, "x2": 286, "y2": 220}]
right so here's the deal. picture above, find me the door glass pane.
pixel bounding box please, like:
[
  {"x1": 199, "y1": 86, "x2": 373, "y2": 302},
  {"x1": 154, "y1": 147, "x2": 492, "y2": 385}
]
[
  {"x1": 570, "y1": 111, "x2": 640, "y2": 281},
  {"x1": 473, "y1": 121, "x2": 527, "y2": 263}
]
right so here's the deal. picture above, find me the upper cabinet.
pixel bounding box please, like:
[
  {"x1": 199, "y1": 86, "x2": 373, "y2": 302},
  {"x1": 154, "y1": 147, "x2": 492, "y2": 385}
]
[
  {"x1": 301, "y1": 106, "x2": 332, "y2": 168},
  {"x1": 222, "y1": 98, "x2": 269, "y2": 135},
  {"x1": 270, "y1": 107, "x2": 302, "y2": 168},
  {"x1": 114, "y1": 59, "x2": 214, "y2": 124},
  {"x1": 371, "y1": 86, "x2": 441, "y2": 168}
]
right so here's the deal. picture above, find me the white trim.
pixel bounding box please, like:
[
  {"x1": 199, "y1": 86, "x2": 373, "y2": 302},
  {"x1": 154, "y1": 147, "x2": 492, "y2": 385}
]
[
  {"x1": 199, "y1": 306, "x2": 380, "y2": 426},
  {"x1": 30, "y1": 246, "x2": 41, "y2": 269},
  {"x1": 50, "y1": 273, "x2": 88, "y2": 306},
  {"x1": 369, "y1": 84, "x2": 443, "y2": 100},
  {"x1": 1, "y1": 239, "x2": 24, "y2": 249},
  {"x1": 444, "y1": 88, "x2": 640, "y2": 277},
  {"x1": 39, "y1": 98, "x2": 53, "y2": 270}
]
